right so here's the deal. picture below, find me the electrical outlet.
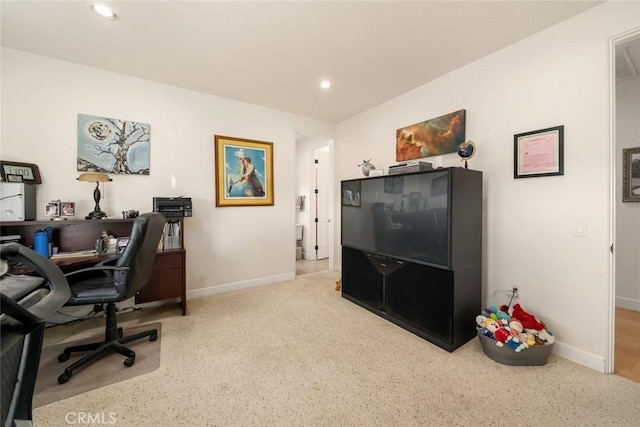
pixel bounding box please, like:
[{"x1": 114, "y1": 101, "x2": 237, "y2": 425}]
[{"x1": 512, "y1": 286, "x2": 520, "y2": 299}]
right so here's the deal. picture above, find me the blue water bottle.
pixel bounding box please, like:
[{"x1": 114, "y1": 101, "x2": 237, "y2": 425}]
[{"x1": 34, "y1": 226, "x2": 52, "y2": 258}]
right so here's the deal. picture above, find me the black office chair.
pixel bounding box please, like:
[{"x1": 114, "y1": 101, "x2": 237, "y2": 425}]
[
  {"x1": 56, "y1": 212, "x2": 165, "y2": 384},
  {"x1": 1, "y1": 243, "x2": 71, "y2": 427}
]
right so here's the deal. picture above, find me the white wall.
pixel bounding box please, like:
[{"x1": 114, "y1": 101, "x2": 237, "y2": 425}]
[
  {"x1": 334, "y1": 1, "x2": 640, "y2": 371},
  {"x1": 616, "y1": 74, "x2": 640, "y2": 311},
  {"x1": 1, "y1": 48, "x2": 335, "y2": 296}
]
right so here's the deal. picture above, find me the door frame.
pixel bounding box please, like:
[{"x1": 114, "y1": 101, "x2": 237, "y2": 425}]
[
  {"x1": 607, "y1": 26, "x2": 640, "y2": 374},
  {"x1": 294, "y1": 132, "x2": 334, "y2": 268}
]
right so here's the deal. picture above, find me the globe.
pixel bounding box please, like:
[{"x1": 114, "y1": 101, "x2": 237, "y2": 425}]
[
  {"x1": 457, "y1": 141, "x2": 476, "y2": 169},
  {"x1": 457, "y1": 141, "x2": 475, "y2": 159}
]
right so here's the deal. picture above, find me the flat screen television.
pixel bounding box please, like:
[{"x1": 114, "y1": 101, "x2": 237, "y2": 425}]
[{"x1": 341, "y1": 169, "x2": 449, "y2": 268}]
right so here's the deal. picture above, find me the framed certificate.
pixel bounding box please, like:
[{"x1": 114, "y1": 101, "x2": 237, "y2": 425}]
[{"x1": 514, "y1": 126, "x2": 564, "y2": 179}]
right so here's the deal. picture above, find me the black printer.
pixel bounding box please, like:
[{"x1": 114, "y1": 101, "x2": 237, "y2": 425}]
[{"x1": 152, "y1": 197, "x2": 192, "y2": 217}]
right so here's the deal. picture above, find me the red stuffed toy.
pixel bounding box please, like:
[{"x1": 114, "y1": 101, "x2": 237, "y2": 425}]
[{"x1": 510, "y1": 303, "x2": 545, "y2": 331}]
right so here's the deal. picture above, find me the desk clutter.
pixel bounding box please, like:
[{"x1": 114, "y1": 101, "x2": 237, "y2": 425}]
[
  {"x1": 159, "y1": 221, "x2": 181, "y2": 250},
  {"x1": 50, "y1": 250, "x2": 97, "y2": 259}
]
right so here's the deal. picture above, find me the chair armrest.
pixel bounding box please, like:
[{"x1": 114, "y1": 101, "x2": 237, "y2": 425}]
[
  {"x1": 64, "y1": 265, "x2": 130, "y2": 279},
  {"x1": 97, "y1": 256, "x2": 120, "y2": 267}
]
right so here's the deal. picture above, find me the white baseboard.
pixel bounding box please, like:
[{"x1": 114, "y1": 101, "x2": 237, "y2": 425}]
[
  {"x1": 615, "y1": 296, "x2": 640, "y2": 312},
  {"x1": 187, "y1": 272, "x2": 295, "y2": 300},
  {"x1": 553, "y1": 340, "x2": 606, "y2": 373}
]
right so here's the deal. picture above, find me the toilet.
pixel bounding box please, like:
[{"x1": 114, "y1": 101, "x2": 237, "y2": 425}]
[{"x1": 295, "y1": 225, "x2": 303, "y2": 260}]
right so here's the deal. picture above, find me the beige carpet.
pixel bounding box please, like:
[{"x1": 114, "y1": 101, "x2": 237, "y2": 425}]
[
  {"x1": 33, "y1": 271, "x2": 640, "y2": 426},
  {"x1": 34, "y1": 322, "x2": 161, "y2": 408}
]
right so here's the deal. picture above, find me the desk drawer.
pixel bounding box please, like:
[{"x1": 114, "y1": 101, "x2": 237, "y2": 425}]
[
  {"x1": 136, "y1": 268, "x2": 183, "y2": 303},
  {"x1": 154, "y1": 251, "x2": 183, "y2": 271}
]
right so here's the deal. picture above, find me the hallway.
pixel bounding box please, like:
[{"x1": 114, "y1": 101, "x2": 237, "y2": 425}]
[{"x1": 296, "y1": 258, "x2": 329, "y2": 276}]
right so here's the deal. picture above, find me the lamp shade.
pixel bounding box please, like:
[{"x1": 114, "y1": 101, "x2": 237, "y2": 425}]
[{"x1": 77, "y1": 173, "x2": 112, "y2": 183}]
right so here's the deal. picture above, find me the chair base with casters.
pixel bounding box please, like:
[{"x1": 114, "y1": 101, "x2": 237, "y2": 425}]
[
  {"x1": 55, "y1": 212, "x2": 166, "y2": 385},
  {"x1": 57, "y1": 302, "x2": 157, "y2": 384}
]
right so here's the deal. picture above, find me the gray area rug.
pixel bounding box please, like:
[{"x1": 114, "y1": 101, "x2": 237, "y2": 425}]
[{"x1": 34, "y1": 322, "x2": 161, "y2": 408}]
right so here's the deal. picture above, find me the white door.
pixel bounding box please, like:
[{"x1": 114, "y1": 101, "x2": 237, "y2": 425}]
[{"x1": 315, "y1": 147, "x2": 330, "y2": 259}]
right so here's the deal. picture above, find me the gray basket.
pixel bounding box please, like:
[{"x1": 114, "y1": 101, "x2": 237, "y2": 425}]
[{"x1": 478, "y1": 333, "x2": 554, "y2": 366}]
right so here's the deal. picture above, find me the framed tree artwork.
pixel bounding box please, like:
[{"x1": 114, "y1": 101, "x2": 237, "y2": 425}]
[{"x1": 77, "y1": 114, "x2": 150, "y2": 175}]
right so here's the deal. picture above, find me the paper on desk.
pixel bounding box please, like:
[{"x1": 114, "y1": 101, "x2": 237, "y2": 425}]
[{"x1": 50, "y1": 250, "x2": 98, "y2": 259}]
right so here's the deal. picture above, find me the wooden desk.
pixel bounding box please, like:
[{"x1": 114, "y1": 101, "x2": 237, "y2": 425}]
[
  {"x1": 1, "y1": 218, "x2": 187, "y2": 315},
  {"x1": 8, "y1": 253, "x2": 111, "y2": 275}
]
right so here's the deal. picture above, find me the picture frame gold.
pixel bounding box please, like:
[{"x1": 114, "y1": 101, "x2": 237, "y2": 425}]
[
  {"x1": 214, "y1": 135, "x2": 274, "y2": 207},
  {"x1": 622, "y1": 147, "x2": 640, "y2": 202}
]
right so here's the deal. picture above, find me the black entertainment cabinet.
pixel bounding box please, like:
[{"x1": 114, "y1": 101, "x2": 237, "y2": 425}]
[{"x1": 341, "y1": 167, "x2": 482, "y2": 352}]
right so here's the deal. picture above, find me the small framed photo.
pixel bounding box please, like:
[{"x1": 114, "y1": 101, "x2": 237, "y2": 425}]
[
  {"x1": 61, "y1": 201, "x2": 76, "y2": 216},
  {"x1": 622, "y1": 147, "x2": 640, "y2": 202},
  {"x1": 45, "y1": 201, "x2": 61, "y2": 217},
  {"x1": 514, "y1": 125, "x2": 564, "y2": 179}
]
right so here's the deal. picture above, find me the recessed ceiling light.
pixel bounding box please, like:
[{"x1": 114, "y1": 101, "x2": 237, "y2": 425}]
[
  {"x1": 320, "y1": 80, "x2": 331, "y2": 89},
  {"x1": 91, "y1": 4, "x2": 119, "y2": 20}
]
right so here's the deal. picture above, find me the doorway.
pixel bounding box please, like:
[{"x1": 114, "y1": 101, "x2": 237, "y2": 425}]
[
  {"x1": 295, "y1": 133, "x2": 333, "y2": 276},
  {"x1": 610, "y1": 28, "x2": 640, "y2": 382}
]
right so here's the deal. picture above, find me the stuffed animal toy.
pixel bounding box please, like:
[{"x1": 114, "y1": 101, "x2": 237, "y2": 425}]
[
  {"x1": 482, "y1": 306, "x2": 510, "y2": 325},
  {"x1": 508, "y1": 319, "x2": 530, "y2": 350},
  {"x1": 476, "y1": 314, "x2": 488, "y2": 328},
  {"x1": 476, "y1": 315, "x2": 494, "y2": 339},
  {"x1": 510, "y1": 304, "x2": 556, "y2": 345},
  {"x1": 534, "y1": 328, "x2": 555, "y2": 344},
  {"x1": 485, "y1": 319, "x2": 526, "y2": 352},
  {"x1": 511, "y1": 303, "x2": 546, "y2": 331}
]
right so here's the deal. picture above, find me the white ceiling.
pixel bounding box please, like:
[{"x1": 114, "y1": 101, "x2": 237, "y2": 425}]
[{"x1": 1, "y1": 1, "x2": 604, "y2": 123}]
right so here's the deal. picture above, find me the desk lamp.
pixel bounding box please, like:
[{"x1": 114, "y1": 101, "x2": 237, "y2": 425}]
[{"x1": 77, "y1": 172, "x2": 112, "y2": 219}]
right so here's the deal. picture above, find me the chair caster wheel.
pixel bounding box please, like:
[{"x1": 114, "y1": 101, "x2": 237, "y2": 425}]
[
  {"x1": 58, "y1": 372, "x2": 71, "y2": 384},
  {"x1": 149, "y1": 332, "x2": 158, "y2": 342},
  {"x1": 124, "y1": 357, "x2": 135, "y2": 367},
  {"x1": 58, "y1": 352, "x2": 70, "y2": 362}
]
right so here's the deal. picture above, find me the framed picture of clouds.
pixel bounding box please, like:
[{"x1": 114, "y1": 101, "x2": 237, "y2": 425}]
[{"x1": 396, "y1": 109, "x2": 466, "y2": 161}]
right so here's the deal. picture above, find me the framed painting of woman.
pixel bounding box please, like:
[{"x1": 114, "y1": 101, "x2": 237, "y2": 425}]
[{"x1": 214, "y1": 135, "x2": 274, "y2": 207}]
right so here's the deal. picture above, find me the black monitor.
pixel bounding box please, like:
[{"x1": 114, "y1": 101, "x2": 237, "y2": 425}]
[{"x1": 341, "y1": 170, "x2": 449, "y2": 268}]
